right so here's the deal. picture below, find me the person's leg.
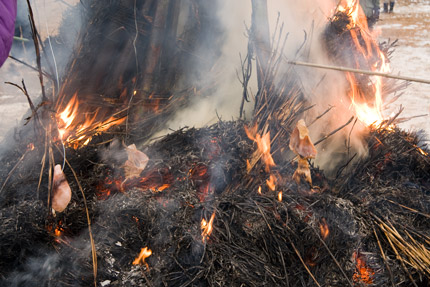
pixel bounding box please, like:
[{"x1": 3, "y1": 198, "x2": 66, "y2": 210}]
[
  {"x1": 389, "y1": 1, "x2": 395, "y2": 12},
  {"x1": 383, "y1": 0, "x2": 389, "y2": 12}
]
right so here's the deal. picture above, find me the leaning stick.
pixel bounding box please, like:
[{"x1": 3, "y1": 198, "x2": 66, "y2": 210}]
[{"x1": 287, "y1": 60, "x2": 430, "y2": 85}]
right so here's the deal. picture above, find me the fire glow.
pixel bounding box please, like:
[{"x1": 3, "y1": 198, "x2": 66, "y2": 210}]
[
  {"x1": 133, "y1": 247, "x2": 152, "y2": 267},
  {"x1": 319, "y1": 218, "x2": 330, "y2": 240},
  {"x1": 245, "y1": 125, "x2": 276, "y2": 173},
  {"x1": 337, "y1": 0, "x2": 391, "y2": 127},
  {"x1": 57, "y1": 93, "x2": 126, "y2": 149},
  {"x1": 201, "y1": 212, "x2": 216, "y2": 243},
  {"x1": 266, "y1": 175, "x2": 277, "y2": 191},
  {"x1": 352, "y1": 251, "x2": 374, "y2": 284}
]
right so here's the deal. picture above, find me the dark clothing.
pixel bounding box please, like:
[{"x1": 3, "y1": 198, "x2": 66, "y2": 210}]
[
  {"x1": 0, "y1": 0, "x2": 17, "y2": 67},
  {"x1": 360, "y1": 0, "x2": 380, "y2": 27}
]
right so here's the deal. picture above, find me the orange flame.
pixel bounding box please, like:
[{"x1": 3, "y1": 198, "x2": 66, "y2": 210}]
[
  {"x1": 245, "y1": 125, "x2": 276, "y2": 172},
  {"x1": 256, "y1": 132, "x2": 276, "y2": 172},
  {"x1": 337, "y1": 0, "x2": 391, "y2": 127},
  {"x1": 151, "y1": 184, "x2": 170, "y2": 192},
  {"x1": 201, "y1": 212, "x2": 216, "y2": 242},
  {"x1": 27, "y1": 143, "x2": 35, "y2": 151},
  {"x1": 352, "y1": 251, "x2": 374, "y2": 284},
  {"x1": 277, "y1": 191, "x2": 282, "y2": 202},
  {"x1": 266, "y1": 174, "x2": 277, "y2": 191},
  {"x1": 57, "y1": 93, "x2": 126, "y2": 149},
  {"x1": 319, "y1": 218, "x2": 329, "y2": 240},
  {"x1": 54, "y1": 227, "x2": 62, "y2": 237},
  {"x1": 133, "y1": 247, "x2": 152, "y2": 266},
  {"x1": 417, "y1": 147, "x2": 428, "y2": 156}
]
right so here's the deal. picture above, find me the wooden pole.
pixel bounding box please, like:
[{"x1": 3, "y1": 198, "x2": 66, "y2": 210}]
[
  {"x1": 251, "y1": 0, "x2": 271, "y2": 89},
  {"x1": 287, "y1": 60, "x2": 430, "y2": 85},
  {"x1": 142, "y1": 0, "x2": 170, "y2": 91}
]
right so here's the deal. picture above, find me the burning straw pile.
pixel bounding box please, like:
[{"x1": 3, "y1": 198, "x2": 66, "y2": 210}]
[{"x1": 0, "y1": 1, "x2": 429, "y2": 287}]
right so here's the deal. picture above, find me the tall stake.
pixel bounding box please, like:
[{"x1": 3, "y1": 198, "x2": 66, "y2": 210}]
[
  {"x1": 251, "y1": 0, "x2": 271, "y2": 90},
  {"x1": 142, "y1": 0, "x2": 170, "y2": 91}
]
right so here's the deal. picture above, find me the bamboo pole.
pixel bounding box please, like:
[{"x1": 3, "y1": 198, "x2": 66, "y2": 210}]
[{"x1": 287, "y1": 60, "x2": 430, "y2": 85}]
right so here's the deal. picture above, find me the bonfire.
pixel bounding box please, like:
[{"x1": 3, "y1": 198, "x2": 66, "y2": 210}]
[{"x1": 0, "y1": 1, "x2": 429, "y2": 287}]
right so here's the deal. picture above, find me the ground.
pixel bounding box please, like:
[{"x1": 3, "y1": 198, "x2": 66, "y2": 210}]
[
  {"x1": 377, "y1": 0, "x2": 430, "y2": 140},
  {"x1": 0, "y1": 0, "x2": 428, "y2": 142}
]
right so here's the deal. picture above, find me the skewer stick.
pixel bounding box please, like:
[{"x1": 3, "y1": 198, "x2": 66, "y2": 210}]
[{"x1": 287, "y1": 60, "x2": 430, "y2": 85}]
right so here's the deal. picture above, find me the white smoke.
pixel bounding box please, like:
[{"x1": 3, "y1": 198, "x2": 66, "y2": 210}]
[{"x1": 160, "y1": 0, "x2": 370, "y2": 173}]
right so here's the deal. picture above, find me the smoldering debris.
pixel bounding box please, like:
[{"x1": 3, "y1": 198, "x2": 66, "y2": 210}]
[{"x1": 0, "y1": 119, "x2": 429, "y2": 286}]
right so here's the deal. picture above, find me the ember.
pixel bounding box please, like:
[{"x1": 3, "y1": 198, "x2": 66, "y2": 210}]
[
  {"x1": 352, "y1": 251, "x2": 374, "y2": 284},
  {"x1": 319, "y1": 218, "x2": 330, "y2": 240}
]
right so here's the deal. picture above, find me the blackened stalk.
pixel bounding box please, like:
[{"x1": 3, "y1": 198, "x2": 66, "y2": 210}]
[
  {"x1": 5, "y1": 80, "x2": 39, "y2": 125},
  {"x1": 26, "y1": 0, "x2": 48, "y2": 102}
]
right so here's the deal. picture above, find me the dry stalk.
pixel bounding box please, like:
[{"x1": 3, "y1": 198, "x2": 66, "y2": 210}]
[
  {"x1": 313, "y1": 226, "x2": 354, "y2": 287},
  {"x1": 7, "y1": 55, "x2": 53, "y2": 80},
  {"x1": 386, "y1": 200, "x2": 430, "y2": 220},
  {"x1": 37, "y1": 131, "x2": 48, "y2": 197},
  {"x1": 0, "y1": 151, "x2": 29, "y2": 194},
  {"x1": 373, "y1": 214, "x2": 430, "y2": 286},
  {"x1": 66, "y1": 158, "x2": 98, "y2": 287},
  {"x1": 313, "y1": 116, "x2": 354, "y2": 146},
  {"x1": 379, "y1": 223, "x2": 419, "y2": 287},
  {"x1": 372, "y1": 225, "x2": 396, "y2": 287},
  {"x1": 26, "y1": 0, "x2": 47, "y2": 102},
  {"x1": 289, "y1": 240, "x2": 321, "y2": 287}
]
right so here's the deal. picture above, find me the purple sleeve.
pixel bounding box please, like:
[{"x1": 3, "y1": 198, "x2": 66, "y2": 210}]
[{"x1": 0, "y1": 0, "x2": 17, "y2": 67}]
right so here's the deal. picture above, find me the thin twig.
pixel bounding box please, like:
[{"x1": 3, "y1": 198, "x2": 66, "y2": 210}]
[
  {"x1": 26, "y1": 0, "x2": 47, "y2": 102},
  {"x1": 5, "y1": 81, "x2": 38, "y2": 123},
  {"x1": 347, "y1": 118, "x2": 358, "y2": 157},
  {"x1": 7, "y1": 56, "x2": 53, "y2": 80},
  {"x1": 308, "y1": 105, "x2": 333, "y2": 127},
  {"x1": 65, "y1": 159, "x2": 98, "y2": 287},
  {"x1": 314, "y1": 228, "x2": 354, "y2": 286},
  {"x1": 38, "y1": 132, "x2": 48, "y2": 197},
  {"x1": 372, "y1": 225, "x2": 396, "y2": 287},
  {"x1": 372, "y1": 214, "x2": 419, "y2": 287},
  {"x1": 314, "y1": 116, "x2": 354, "y2": 146},
  {"x1": 289, "y1": 241, "x2": 321, "y2": 287},
  {"x1": 386, "y1": 200, "x2": 430, "y2": 219},
  {"x1": 0, "y1": 150, "x2": 29, "y2": 194}
]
